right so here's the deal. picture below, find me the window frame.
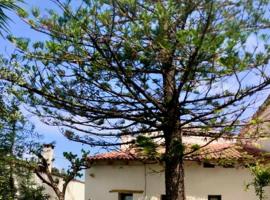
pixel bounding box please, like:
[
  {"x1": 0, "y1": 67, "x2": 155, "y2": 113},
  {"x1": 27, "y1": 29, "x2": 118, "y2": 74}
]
[{"x1": 208, "y1": 195, "x2": 222, "y2": 200}]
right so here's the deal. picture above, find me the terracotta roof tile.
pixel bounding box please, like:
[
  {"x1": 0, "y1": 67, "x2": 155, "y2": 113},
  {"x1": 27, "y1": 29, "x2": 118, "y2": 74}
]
[
  {"x1": 89, "y1": 151, "x2": 141, "y2": 161},
  {"x1": 185, "y1": 143, "x2": 242, "y2": 161},
  {"x1": 88, "y1": 142, "x2": 259, "y2": 163}
]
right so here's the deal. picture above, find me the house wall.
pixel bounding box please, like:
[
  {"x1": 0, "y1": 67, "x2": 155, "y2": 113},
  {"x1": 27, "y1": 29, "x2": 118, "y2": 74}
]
[
  {"x1": 85, "y1": 161, "x2": 270, "y2": 200},
  {"x1": 64, "y1": 180, "x2": 85, "y2": 200}
]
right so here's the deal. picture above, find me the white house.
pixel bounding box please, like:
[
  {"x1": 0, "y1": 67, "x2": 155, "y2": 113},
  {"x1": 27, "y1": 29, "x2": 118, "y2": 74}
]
[{"x1": 84, "y1": 96, "x2": 270, "y2": 200}]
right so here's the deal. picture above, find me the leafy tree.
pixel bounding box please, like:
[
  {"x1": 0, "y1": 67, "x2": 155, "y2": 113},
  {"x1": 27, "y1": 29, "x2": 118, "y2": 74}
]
[
  {"x1": 34, "y1": 148, "x2": 88, "y2": 200},
  {"x1": 246, "y1": 164, "x2": 270, "y2": 200},
  {"x1": 2, "y1": 0, "x2": 270, "y2": 199}
]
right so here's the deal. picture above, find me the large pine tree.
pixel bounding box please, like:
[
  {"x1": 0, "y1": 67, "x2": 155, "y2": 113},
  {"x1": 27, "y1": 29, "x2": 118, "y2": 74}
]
[{"x1": 2, "y1": 0, "x2": 270, "y2": 199}]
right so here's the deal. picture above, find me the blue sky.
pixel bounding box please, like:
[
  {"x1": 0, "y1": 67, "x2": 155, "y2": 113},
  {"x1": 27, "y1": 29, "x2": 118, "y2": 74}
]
[{"x1": 0, "y1": 0, "x2": 91, "y2": 170}]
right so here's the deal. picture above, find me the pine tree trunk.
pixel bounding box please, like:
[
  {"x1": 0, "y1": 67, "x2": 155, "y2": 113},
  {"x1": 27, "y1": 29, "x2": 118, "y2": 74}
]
[
  {"x1": 165, "y1": 153, "x2": 185, "y2": 200},
  {"x1": 162, "y1": 52, "x2": 185, "y2": 199},
  {"x1": 164, "y1": 128, "x2": 186, "y2": 200}
]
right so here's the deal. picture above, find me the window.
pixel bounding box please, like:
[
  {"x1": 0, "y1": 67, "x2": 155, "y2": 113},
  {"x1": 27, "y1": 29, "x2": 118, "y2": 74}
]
[
  {"x1": 208, "y1": 195, "x2": 222, "y2": 200},
  {"x1": 203, "y1": 162, "x2": 215, "y2": 168},
  {"x1": 119, "y1": 193, "x2": 133, "y2": 200},
  {"x1": 161, "y1": 194, "x2": 166, "y2": 200}
]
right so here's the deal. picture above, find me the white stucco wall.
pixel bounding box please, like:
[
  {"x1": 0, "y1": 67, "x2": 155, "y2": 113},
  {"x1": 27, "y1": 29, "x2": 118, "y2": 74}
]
[
  {"x1": 85, "y1": 161, "x2": 269, "y2": 200},
  {"x1": 64, "y1": 180, "x2": 85, "y2": 200}
]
